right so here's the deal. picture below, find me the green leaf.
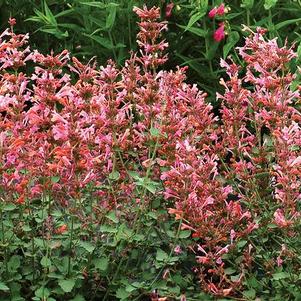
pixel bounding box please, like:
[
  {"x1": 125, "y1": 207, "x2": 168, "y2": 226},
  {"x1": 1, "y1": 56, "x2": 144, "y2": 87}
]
[
  {"x1": 80, "y1": 1, "x2": 107, "y2": 8},
  {"x1": 35, "y1": 287, "x2": 50, "y2": 298},
  {"x1": 177, "y1": 24, "x2": 208, "y2": 37},
  {"x1": 40, "y1": 256, "x2": 52, "y2": 267},
  {"x1": 224, "y1": 267, "x2": 236, "y2": 275},
  {"x1": 223, "y1": 31, "x2": 240, "y2": 58},
  {"x1": 199, "y1": 0, "x2": 208, "y2": 13},
  {"x1": 237, "y1": 240, "x2": 247, "y2": 250},
  {"x1": 51, "y1": 176, "x2": 60, "y2": 183},
  {"x1": 8, "y1": 255, "x2": 21, "y2": 272},
  {"x1": 109, "y1": 171, "x2": 120, "y2": 181},
  {"x1": 44, "y1": 0, "x2": 57, "y2": 25},
  {"x1": 116, "y1": 287, "x2": 131, "y2": 300},
  {"x1": 150, "y1": 127, "x2": 160, "y2": 137},
  {"x1": 58, "y1": 279, "x2": 76, "y2": 293},
  {"x1": 273, "y1": 272, "x2": 289, "y2": 280},
  {"x1": 264, "y1": 0, "x2": 278, "y2": 10},
  {"x1": 275, "y1": 18, "x2": 301, "y2": 31},
  {"x1": 156, "y1": 249, "x2": 169, "y2": 262},
  {"x1": 99, "y1": 224, "x2": 118, "y2": 233},
  {"x1": 106, "y1": 3, "x2": 118, "y2": 29},
  {"x1": 179, "y1": 230, "x2": 191, "y2": 238},
  {"x1": 243, "y1": 288, "x2": 256, "y2": 299},
  {"x1": 185, "y1": 11, "x2": 206, "y2": 31},
  {"x1": 71, "y1": 295, "x2": 86, "y2": 301},
  {"x1": 79, "y1": 241, "x2": 95, "y2": 253},
  {"x1": 3, "y1": 203, "x2": 16, "y2": 211},
  {"x1": 128, "y1": 170, "x2": 140, "y2": 180},
  {"x1": 0, "y1": 282, "x2": 9, "y2": 291},
  {"x1": 106, "y1": 211, "x2": 119, "y2": 223},
  {"x1": 94, "y1": 257, "x2": 109, "y2": 271},
  {"x1": 135, "y1": 179, "x2": 157, "y2": 194},
  {"x1": 241, "y1": 0, "x2": 254, "y2": 9}
]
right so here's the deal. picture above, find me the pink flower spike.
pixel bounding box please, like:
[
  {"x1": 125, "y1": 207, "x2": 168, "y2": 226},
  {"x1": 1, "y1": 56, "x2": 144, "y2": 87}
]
[
  {"x1": 214, "y1": 23, "x2": 225, "y2": 42},
  {"x1": 208, "y1": 7, "x2": 218, "y2": 18}
]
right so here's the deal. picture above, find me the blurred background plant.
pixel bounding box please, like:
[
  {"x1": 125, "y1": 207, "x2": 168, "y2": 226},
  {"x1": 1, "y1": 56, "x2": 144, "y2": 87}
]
[{"x1": 1, "y1": 0, "x2": 301, "y2": 102}]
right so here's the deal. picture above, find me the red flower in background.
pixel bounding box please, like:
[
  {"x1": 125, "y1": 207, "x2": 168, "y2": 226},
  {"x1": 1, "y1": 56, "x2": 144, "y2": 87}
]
[
  {"x1": 165, "y1": 3, "x2": 174, "y2": 18},
  {"x1": 214, "y1": 22, "x2": 225, "y2": 42},
  {"x1": 209, "y1": 3, "x2": 225, "y2": 18}
]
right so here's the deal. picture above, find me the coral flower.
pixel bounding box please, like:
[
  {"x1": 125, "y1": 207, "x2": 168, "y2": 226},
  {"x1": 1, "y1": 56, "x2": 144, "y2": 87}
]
[
  {"x1": 56, "y1": 224, "x2": 68, "y2": 234},
  {"x1": 214, "y1": 23, "x2": 225, "y2": 42}
]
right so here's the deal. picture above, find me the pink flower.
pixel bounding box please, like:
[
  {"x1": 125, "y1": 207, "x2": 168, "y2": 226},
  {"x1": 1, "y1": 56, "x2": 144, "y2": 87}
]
[
  {"x1": 208, "y1": 7, "x2": 218, "y2": 18},
  {"x1": 174, "y1": 245, "x2": 182, "y2": 254},
  {"x1": 214, "y1": 23, "x2": 225, "y2": 42},
  {"x1": 209, "y1": 3, "x2": 225, "y2": 18},
  {"x1": 274, "y1": 209, "x2": 292, "y2": 228},
  {"x1": 276, "y1": 256, "x2": 283, "y2": 267},
  {"x1": 216, "y1": 3, "x2": 225, "y2": 16},
  {"x1": 165, "y1": 3, "x2": 174, "y2": 18}
]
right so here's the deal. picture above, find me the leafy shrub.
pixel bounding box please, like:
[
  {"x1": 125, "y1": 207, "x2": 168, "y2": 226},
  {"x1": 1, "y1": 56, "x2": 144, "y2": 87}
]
[{"x1": 0, "y1": 4, "x2": 301, "y2": 301}]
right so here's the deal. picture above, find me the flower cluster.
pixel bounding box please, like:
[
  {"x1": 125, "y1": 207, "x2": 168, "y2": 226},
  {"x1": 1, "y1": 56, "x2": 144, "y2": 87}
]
[{"x1": 208, "y1": 3, "x2": 228, "y2": 42}]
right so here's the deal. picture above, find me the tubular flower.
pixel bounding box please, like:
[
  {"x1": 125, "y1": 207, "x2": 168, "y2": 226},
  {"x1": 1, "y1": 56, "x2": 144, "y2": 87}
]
[
  {"x1": 214, "y1": 22, "x2": 225, "y2": 42},
  {"x1": 209, "y1": 3, "x2": 225, "y2": 18}
]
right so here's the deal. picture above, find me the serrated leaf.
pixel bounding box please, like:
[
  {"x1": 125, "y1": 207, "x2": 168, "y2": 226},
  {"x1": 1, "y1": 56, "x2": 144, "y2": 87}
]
[
  {"x1": 8, "y1": 255, "x2": 21, "y2": 272},
  {"x1": 94, "y1": 257, "x2": 109, "y2": 271},
  {"x1": 273, "y1": 272, "x2": 289, "y2": 280},
  {"x1": 243, "y1": 288, "x2": 256, "y2": 299},
  {"x1": 156, "y1": 249, "x2": 169, "y2": 261},
  {"x1": 116, "y1": 287, "x2": 131, "y2": 299},
  {"x1": 40, "y1": 256, "x2": 51, "y2": 267},
  {"x1": 79, "y1": 241, "x2": 95, "y2": 253},
  {"x1": 58, "y1": 279, "x2": 75, "y2": 293}
]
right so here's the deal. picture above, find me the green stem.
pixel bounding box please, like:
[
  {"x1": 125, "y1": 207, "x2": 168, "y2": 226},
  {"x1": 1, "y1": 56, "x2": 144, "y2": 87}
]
[
  {"x1": 67, "y1": 214, "x2": 74, "y2": 277},
  {"x1": 1, "y1": 208, "x2": 8, "y2": 277},
  {"x1": 103, "y1": 257, "x2": 125, "y2": 301}
]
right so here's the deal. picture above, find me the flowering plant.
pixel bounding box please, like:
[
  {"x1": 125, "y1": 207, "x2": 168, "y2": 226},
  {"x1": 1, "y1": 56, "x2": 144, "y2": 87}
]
[{"x1": 0, "y1": 5, "x2": 301, "y2": 301}]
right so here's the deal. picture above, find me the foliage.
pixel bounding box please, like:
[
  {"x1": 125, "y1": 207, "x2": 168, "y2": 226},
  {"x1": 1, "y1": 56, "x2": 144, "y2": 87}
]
[
  {"x1": 0, "y1": 4, "x2": 301, "y2": 301},
  {"x1": 2, "y1": 0, "x2": 301, "y2": 102}
]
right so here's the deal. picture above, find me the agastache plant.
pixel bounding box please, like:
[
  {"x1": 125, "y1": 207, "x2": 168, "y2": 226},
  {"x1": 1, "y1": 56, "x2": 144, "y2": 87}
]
[{"x1": 0, "y1": 6, "x2": 300, "y2": 300}]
